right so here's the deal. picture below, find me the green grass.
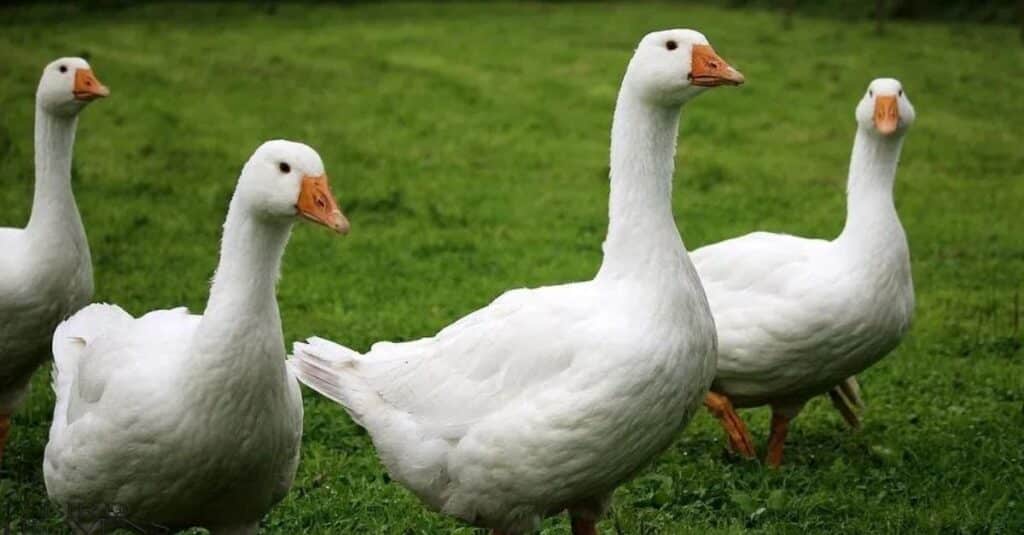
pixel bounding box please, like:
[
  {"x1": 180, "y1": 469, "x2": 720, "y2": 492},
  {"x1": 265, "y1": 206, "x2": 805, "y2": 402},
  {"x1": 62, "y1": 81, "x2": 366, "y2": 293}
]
[{"x1": 1, "y1": 2, "x2": 1023, "y2": 533}]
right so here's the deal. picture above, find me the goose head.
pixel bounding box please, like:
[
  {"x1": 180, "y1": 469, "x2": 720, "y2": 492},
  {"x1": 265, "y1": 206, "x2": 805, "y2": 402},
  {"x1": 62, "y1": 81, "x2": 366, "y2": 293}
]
[
  {"x1": 37, "y1": 57, "x2": 109, "y2": 117},
  {"x1": 856, "y1": 78, "x2": 915, "y2": 137},
  {"x1": 238, "y1": 140, "x2": 350, "y2": 234},
  {"x1": 624, "y1": 29, "x2": 744, "y2": 106}
]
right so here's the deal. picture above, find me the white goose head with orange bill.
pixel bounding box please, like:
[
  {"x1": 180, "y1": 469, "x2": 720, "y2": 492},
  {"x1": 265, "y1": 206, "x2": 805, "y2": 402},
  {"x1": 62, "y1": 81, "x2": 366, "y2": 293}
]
[
  {"x1": 237, "y1": 140, "x2": 350, "y2": 234},
  {"x1": 36, "y1": 57, "x2": 109, "y2": 117},
  {"x1": 856, "y1": 78, "x2": 915, "y2": 137},
  {"x1": 623, "y1": 29, "x2": 744, "y2": 106}
]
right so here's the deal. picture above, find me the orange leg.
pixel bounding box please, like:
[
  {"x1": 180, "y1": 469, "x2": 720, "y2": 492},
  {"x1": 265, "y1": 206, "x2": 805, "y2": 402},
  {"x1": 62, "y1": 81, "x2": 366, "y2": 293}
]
[
  {"x1": 766, "y1": 411, "x2": 791, "y2": 468},
  {"x1": 0, "y1": 413, "x2": 10, "y2": 464},
  {"x1": 704, "y1": 392, "x2": 756, "y2": 458},
  {"x1": 570, "y1": 514, "x2": 598, "y2": 535}
]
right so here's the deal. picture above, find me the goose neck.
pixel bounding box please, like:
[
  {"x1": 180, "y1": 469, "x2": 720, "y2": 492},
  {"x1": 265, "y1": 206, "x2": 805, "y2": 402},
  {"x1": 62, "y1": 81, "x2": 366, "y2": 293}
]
[
  {"x1": 839, "y1": 128, "x2": 905, "y2": 246},
  {"x1": 27, "y1": 105, "x2": 84, "y2": 239},
  {"x1": 194, "y1": 196, "x2": 291, "y2": 357},
  {"x1": 597, "y1": 90, "x2": 688, "y2": 282}
]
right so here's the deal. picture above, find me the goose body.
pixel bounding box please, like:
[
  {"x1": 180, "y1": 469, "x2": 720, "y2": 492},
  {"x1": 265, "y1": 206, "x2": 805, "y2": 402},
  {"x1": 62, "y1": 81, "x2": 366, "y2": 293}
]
[
  {"x1": 44, "y1": 141, "x2": 349, "y2": 533},
  {"x1": 290, "y1": 30, "x2": 743, "y2": 534},
  {"x1": 46, "y1": 304, "x2": 300, "y2": 533},
  {"x1": 697, "y1": 230, "x2": 912, "y2": 403},
  {"x1": 296, "y1": 276, "x2": 711, "y2": 532},
  {"x1": 695, "y1": 79, "x2": 916, "y2": 465},
  {"x1": 0, "y1": 227, "x2": 92, "y2": 409},
  {"x1": 0, "y1": 58, "x2": 107, "y2": 460}
]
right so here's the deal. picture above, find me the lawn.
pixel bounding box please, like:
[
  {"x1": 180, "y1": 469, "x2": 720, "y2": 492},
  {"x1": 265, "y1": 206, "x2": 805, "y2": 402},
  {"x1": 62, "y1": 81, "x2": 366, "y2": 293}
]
[{"x1": 1, "y1": 2, "x2": 1022, "y2": 533}]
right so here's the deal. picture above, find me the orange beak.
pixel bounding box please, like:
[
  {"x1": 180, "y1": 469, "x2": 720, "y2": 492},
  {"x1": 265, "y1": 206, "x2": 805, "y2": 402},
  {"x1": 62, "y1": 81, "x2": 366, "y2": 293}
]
[
  {"x1": 873, "y1": 95, "x2": 899, "y2": 135},
  {"x1": 73, "y1": 69, "x2": 110, "y2": 101},
  {"x1": 690, "y1": 44, "x2": 745, "y2": 87},
  {"x1": 297, "y1": 175, "x2": 349, "y2": 235}
]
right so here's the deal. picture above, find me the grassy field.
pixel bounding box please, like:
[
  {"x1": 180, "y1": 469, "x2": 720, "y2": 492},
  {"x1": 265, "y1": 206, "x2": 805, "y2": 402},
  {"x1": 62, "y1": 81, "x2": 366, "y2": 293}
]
[{"x1": 1, "y1": 2, "x2": 1022, "y2": 533}]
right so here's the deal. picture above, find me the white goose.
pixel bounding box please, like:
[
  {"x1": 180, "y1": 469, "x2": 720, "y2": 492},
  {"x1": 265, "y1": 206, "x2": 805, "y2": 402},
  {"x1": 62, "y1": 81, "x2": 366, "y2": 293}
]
[
  {"x1": 695, "y1": 78, "x2": 916, "y2": 466},
  {"x1": 0, "y1": 57, "x2": 108, "y2": 462},
  {"x1": 44, "y1": 141, "x2": 349, "y2": 534},
  {"x1": 289, "y1": 30, "x2": 742, "y2": 534}
]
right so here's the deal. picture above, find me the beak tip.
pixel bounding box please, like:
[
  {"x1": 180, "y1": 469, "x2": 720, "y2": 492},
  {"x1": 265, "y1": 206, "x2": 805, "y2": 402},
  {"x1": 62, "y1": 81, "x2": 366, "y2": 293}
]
[
  {"x1": 729, "y1": 68, "x2": 745, "y2": 86},
  {"x1": 333, "y1": 212, "x2": 351, "y2": 235}
]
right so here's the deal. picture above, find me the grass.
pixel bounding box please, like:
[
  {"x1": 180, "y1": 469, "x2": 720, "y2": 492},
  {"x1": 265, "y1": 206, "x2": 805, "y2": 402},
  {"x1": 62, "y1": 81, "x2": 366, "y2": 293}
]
[{"x1": 1, "y1": 2, "x2": 1022, "y2": 533}]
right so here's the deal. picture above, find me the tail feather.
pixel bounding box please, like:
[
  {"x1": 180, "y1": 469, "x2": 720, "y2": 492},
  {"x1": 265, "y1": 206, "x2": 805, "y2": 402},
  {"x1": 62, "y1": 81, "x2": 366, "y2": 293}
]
[
  {"x1": 287, "y1": 337, "x2": 376, "y2": 427},
  {"x1": 289, "y1": 337, "x2": 452, "y2": 504}
]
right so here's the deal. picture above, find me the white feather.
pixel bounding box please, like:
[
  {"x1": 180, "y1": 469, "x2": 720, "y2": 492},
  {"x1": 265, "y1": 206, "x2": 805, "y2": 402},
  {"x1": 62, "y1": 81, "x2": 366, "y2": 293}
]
[
  {"x1": 0, "y1": 58, "x2": 98, "y2": 416},
  {"x1": 289, "y1": 30, "x2": 727, "y2": 533},
  {"x1": 43, "y1": 141, "x2": 324, "y2": 533},
  {"x1": 694, "y1": 79, "x2": 916, "y2": 411}
]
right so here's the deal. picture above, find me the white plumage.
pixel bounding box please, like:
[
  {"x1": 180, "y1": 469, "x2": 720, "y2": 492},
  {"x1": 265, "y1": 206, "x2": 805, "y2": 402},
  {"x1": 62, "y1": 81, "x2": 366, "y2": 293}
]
[
  {"x1": 694, "y1": 78, "x2": 916, "y2": 465},
  {"x1": 44, "y1": 140, "x2": 348, "y2": 534},
  {"x1": 290, "y1": 29, "x2": 744, "y2": 534},
  {"x1": 0, "y1": 57, "x2": 107, "y2": 460}
]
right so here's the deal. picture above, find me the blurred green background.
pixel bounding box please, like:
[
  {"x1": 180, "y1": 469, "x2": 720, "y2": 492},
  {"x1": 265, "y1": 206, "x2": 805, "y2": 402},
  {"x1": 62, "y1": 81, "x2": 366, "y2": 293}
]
[
  {"x1": 705, "y1": 0, "x2": 1021, "y2": 24},
  {"x1": 1, "y1": 1, "x2": 1022, "y2": 533}
]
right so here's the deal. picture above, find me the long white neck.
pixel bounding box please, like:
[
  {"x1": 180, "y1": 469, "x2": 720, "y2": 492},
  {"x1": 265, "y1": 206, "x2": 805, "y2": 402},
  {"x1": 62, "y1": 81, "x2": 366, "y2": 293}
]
[
  {"x1": 596, "y1": 87, "x2": 689, "y2": 282},
  {"x1": 26, "y1": 105, "x2": 86, "y2": 244},
  {"x1": 192, "y1": 194, "x2": 291, "y2": 367},
  {"x1": 837, "y1": 128, "x2": 906, "y2": 251}
]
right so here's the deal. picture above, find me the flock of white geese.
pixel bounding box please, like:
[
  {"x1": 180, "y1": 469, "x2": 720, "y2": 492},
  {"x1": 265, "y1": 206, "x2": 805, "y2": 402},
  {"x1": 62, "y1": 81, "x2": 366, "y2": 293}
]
[{"x1": 1, "y1": 29, "x2": 915, "y2": 535}]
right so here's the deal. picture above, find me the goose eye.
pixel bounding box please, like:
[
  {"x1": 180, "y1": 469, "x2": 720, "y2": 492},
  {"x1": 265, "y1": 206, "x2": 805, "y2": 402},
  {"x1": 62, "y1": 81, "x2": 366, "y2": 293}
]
[
  {"x1": 868, "y1": 90, "x2": 874, "y2": 97},
  {"x1": 898, "y1": 90, "x2": 903, "y2": 97},
  {"x1": 666, "y1": 40, "x2": 678, "y2": 51},
  {"x1": 58, "y1": 65, "x2": 68, "y2": 73},
  {"x1": 278, "y1": 162, "x2": 291, "y2": 174}
]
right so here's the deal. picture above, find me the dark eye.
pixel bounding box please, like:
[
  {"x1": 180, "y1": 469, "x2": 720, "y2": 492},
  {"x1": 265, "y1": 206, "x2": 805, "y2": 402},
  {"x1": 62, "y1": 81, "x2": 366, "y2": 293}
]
[
  {"x1": 58, "y1": 65, "x2": 68, "y2": 73},
  {"x1": 868, "y1": 90, "x2": 873, "y2": 97},
  {"x1": 666, "y1": 40, "x2": 678, "y2": 51},
  {"x1": 278, "y1": 162, "x2": 291, "y2": 173},
  {"x1": 898, "y1": 90, "x2": 903, "y2": 97}
]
